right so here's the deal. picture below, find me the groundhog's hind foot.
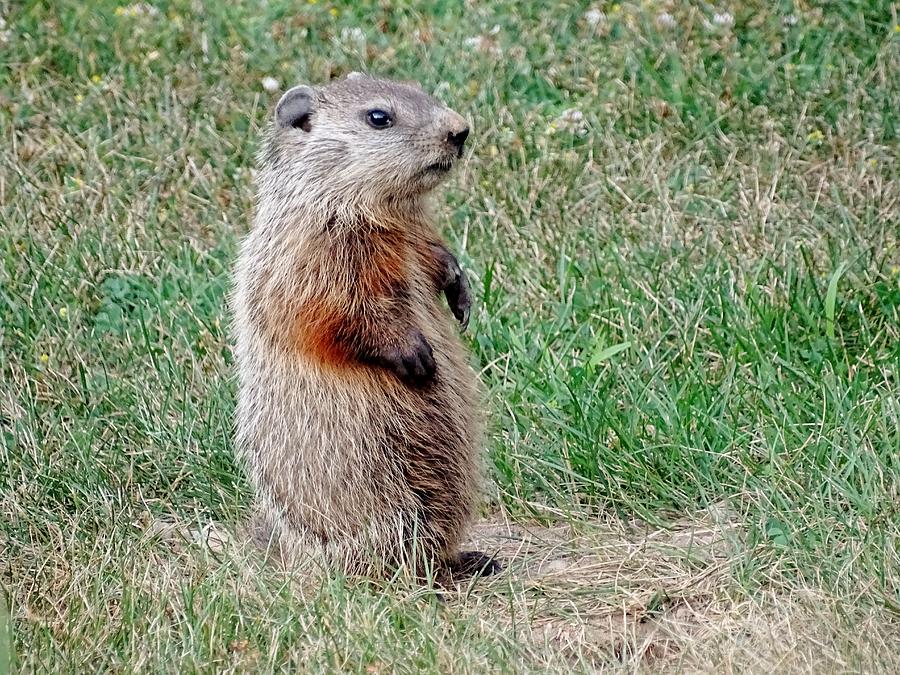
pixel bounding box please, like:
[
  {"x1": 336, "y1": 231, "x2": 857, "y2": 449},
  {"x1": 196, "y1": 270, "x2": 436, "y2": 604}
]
[{"x1": 444, "y1": 550, "x2": 502, "y2": 583}]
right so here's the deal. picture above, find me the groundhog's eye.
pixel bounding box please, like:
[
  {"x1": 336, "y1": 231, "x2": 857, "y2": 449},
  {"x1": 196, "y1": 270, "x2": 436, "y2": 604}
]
[{"x1": 366, "y1": 109, "x2": 394, "y2": 129}]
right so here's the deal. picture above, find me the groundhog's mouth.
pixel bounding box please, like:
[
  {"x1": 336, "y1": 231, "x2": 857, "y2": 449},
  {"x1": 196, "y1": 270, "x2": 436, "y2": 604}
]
[{"x1": 424, "y1": 159, "x2": 454, "y2": 173}]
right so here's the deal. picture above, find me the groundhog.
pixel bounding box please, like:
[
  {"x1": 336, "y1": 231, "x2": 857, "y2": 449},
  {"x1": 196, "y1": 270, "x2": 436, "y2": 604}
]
[{"x1": 232, "y1": 73, "x2": 500, "y2": 582}]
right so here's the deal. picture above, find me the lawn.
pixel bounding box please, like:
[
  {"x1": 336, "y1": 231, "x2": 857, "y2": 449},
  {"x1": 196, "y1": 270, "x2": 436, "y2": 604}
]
[{"x1": 1, "y1": 0, "x2": 898, "y2": 672}]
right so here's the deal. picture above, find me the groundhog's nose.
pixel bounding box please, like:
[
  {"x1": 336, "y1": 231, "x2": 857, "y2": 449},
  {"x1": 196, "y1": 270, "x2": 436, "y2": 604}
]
[{"x1": 446, "y1": 127, "x2": 469, "y2": 150}]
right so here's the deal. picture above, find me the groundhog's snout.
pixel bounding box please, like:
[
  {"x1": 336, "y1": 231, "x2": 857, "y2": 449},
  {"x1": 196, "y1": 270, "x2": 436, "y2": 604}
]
[
  {"x1": 443, "y1": 113, "x2": 470, "y2": 157},
  {"x1": 447, "y1": 128, "x2": 469, "y2": 154}
]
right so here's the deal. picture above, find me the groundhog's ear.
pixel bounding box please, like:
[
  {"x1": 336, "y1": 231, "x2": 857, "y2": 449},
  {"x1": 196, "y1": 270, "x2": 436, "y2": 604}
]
[{"x1": 276, "y1": 85, "x2": 315, "y2": 131}]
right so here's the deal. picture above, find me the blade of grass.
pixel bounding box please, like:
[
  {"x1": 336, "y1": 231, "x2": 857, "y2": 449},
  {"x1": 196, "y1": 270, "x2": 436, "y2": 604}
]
[{"x1": 825, "y1": 262, "x2": 849, "y2": 340}]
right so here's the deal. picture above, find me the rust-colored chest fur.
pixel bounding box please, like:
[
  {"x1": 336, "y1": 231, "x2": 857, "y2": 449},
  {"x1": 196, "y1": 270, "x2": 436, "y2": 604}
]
[{"x1": 262, "y1": 224, "x2": 439, "y2": 370}]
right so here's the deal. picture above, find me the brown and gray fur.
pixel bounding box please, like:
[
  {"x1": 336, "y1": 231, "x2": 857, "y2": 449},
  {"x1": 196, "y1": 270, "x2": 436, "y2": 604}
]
[{"x1": 232, "y1": 74, "x2": 498, "y2": 581}]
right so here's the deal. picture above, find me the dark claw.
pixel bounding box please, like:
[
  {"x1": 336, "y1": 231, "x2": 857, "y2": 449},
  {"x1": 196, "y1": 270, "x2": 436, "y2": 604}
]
[{"x1": 445, "y1": 273, "x2": 471, "y2": 330}]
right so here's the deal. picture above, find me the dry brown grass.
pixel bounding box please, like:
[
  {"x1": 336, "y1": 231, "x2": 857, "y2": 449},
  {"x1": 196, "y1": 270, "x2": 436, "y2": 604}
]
[
  {"x1": 124, "y1": 508, "x2": 900, "y2": 674},
  {"x1": 459, "y1": 513, "x2": 899, "y2": 673}
]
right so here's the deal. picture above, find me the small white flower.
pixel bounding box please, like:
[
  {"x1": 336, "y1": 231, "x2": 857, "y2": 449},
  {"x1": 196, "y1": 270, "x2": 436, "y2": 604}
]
[
  {"x1": 560, "y1": 108, "x2": 584, "y2": 123},
  {"x1": 584, "y1": 8, "x2": 607, "y2": 27},
  {"x1": 463, "y1": 35, "x2": 501, "y2": 56},
  {"x1": 340, "y1": 26, "x2": 365, "y2": 43},
  {"x1": 713, "y1": 12, "x2": 734, "y2": 28},
  {"x1": 489, "y1": 24, "x2": 501, "y2": 35},
  {"x1": 551, "y1": 109, "x2": 588, "y2": 136},
  {"x1": 261, "y1": 76, "x2": 280, "y2": 93},
  {"x1": 783, "y1": 14, "x2": 798, "y2": 27},
  {"x1": 656, "y1": 12, "x2": 676, "y2": 30},
  {"x1": 117, "y1": 3, "x2": 160, "y2": 17}
]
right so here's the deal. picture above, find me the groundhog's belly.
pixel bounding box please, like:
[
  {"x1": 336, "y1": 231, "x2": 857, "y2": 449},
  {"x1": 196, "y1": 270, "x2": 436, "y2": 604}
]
[{"x1": 235, "y1": 300, "x2": 480, "y2": 550}]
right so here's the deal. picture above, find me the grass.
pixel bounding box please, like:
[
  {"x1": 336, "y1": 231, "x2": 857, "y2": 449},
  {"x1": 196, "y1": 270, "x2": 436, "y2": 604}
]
[{"x1": 1, "y1": 0, "x2": 898, "y2": 671}]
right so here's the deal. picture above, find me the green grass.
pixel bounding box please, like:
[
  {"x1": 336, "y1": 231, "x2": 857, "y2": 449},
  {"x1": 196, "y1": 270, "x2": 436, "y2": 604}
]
[{"x1": 1, "y1": 0, "x2": 898, "y2": 672}]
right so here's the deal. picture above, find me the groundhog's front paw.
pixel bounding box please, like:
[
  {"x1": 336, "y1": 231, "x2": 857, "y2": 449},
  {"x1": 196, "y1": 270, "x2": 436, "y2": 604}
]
[
  {"x1": 441, "y1": 550, "x2": 503, "y2": 585},
  {"x1": 432, "y1": 245, "x2": 472, "y2": 331},
  {"x1": 379, "y1": 330, "x2": 436, "y2": 385},
  {"x1": 444, "y1": 265, "x2": 471, "y2": 330}
]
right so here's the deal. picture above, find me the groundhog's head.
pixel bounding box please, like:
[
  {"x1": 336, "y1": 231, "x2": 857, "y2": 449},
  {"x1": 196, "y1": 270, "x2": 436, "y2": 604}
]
[{"x1": 265, "y1": 74, "x2": 470, "y2": 203}]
